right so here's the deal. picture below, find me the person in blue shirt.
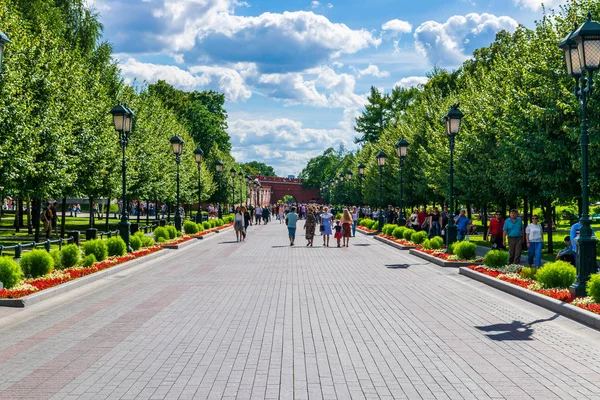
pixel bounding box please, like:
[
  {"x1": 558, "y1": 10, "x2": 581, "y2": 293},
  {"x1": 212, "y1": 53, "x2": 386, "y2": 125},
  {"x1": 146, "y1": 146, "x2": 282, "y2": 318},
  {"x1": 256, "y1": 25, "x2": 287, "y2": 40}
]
[
  {"x1": 569, "y1": 221, "x2": 594, "y2": 260},
  {"x1": 503, "y1": 209, "x2": 524, "y2": 264},
  {"x1": 454, "y1": 209, "x2": 470, "y2": 241},
  {"x1": 285, "y1": 206, "x2": 299, "y2": 246}
]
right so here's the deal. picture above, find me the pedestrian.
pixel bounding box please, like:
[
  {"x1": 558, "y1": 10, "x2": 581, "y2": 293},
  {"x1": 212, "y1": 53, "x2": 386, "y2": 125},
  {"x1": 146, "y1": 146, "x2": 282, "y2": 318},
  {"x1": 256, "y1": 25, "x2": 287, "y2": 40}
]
[
  {"x1": 556, "y1": 236, "x2": 576, "y2": 265},
  {"x1": 486, "y1": 212, "x2": 505, "y2": 249},
  {"x1": 234, "y1": 207, "x2": 244, "y2": 242},
  {"x1": 262, "y1": 205, "x2": 270, "y2": 225},
  {"x1": 503, "y1": 209, "x2": 524, "y2": 265},
  {"x1": 51, "y1": 201, "x2": 58, "y2": 234},
  {"x1": 351, "y1": 206, "x2": 358, "y2": 237},
  {"x1": 453, "y1": 209, "x2": 470, "y2": 241},
  {"x1": 341, "y1": 208, "x2": 353, "y2": 247},
  {"x1": 41, "y1": 202, "x2": 52, "y2": 239},
  {"x1": 417, "y1": 207, "x2": 426, "y2": 231},
  {"x1": 278, "y1": 204, "x2": 284, "y2": 223},
  {"x1": 526, "y1": 215, "x2": 543, "y2": 268},
  {"x1": 304, "y1": 206, "x2": 316, "y2": 247},
  {"x1": 285, "y1": 206, "x2": 299, "y2": 246},
  {"x1": 428, "y1": 207, "x2": 442, "y2": 238},
  {"x1": 320, "y1": 206, "x2": 333, "y2": 247},
  {"x1": 333, "y1": 220, "x2": 343, "y2": 247},
  {"x1": 243, "y1": 206, "x2": 251, "y2": 233},
  {"x1": 255, "y1": 205, "x2": 262, "y2": 225}
]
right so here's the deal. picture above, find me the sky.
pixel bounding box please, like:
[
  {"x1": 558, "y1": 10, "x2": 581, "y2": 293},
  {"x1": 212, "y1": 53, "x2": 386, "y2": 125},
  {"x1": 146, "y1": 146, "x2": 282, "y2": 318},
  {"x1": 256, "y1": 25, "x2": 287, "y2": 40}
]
[{"x1": 86, "y1": 0, "x2": 568, "y2": 176}]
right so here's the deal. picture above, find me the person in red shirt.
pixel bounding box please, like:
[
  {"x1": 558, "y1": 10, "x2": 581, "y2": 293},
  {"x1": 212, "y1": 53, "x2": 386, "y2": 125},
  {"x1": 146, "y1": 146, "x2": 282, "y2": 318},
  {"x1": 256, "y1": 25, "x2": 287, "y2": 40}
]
[
  {"x1": 486, "y1": 212, "x2": 505, "y2": 249},
  {"x1": 417, "y1": 207, "x2": 426, "y2": 231}
]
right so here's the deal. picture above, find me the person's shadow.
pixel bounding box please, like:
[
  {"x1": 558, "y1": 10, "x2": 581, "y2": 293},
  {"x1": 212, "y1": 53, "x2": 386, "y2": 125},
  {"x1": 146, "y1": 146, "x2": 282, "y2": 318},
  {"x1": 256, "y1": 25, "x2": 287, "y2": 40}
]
[{"x1": 475, "y1": 314, "x2": 559, "y2": 341}]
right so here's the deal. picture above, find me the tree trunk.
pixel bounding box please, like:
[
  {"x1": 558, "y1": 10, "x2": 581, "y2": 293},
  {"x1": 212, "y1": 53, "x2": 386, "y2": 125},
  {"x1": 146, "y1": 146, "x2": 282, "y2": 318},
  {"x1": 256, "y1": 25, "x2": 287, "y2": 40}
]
[
  {"x1": 33, "y1": 198, "x2": 41, "y2": 243},
  {"x1": 60, "y1": 197, "x2": 67, "y2": 237},
  {"x1": 105, "y1": 198, "x2": 110, "y2": 232},
  {"x1": 136, "y1": 200, "x2": 141, "y2": 223},
  {"x1": 545, "y1": 198, "x2": 553, "y2": 254},
  {"x1": 466, "y1": 203, "x2": 472, "y2": 220},
  {"x1": 167, "y1": 203, "x2": 171, "y2": 222},
  {"x1": 482, "y1": 205, "x2": 488, "y2": 237},
  {"x1": 146, "y1": 199, "x2": 150, "y2": 226},
  {"x1": 27, "y1": 197, "x2": 33, "y2": 234},
  {"x1": 155, "y1": 200, "x2": 159, "y2": 221},
  {"x1": 523, "y1": 198, "x2": 529, "y2": 230},
  {"x1": 89, "y1": 197, "x2": 94, "y2": 228},
  {"x1": 13, "y1": 197, "x2": 20, "y2": 232}
]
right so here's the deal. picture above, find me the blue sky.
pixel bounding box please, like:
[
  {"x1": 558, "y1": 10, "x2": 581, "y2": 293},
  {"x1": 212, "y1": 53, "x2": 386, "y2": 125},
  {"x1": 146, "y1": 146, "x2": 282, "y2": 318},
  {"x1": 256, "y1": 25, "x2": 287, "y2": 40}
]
[{"x1": 87, "y1": 0, "x2": 567, "y2": 176}]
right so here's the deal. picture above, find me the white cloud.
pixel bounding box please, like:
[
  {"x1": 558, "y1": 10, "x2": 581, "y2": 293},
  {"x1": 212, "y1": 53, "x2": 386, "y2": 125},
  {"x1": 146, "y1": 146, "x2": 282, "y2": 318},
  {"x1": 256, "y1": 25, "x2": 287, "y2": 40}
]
[
  {"x1": 354, "y1": 64, "x2": 390, "y2": 78},
  {"x1": 311, "y1": 1, "x2": 320, "y2": 8},
  {"x1": 382, "y1": 19, "x2": 412, "y2": 34},
  {"x1": 414, "y1": 13, "x2": 518, "y2": 67},
  {"x1": 394, "y1": 76, "x2": 429, "y2": 88},
  {"x1": 327, "y1": 3, "x2": 333, "y2": 8},
  {"x1": 513, "y1": 0, "x2": 567, "y2": 12}
]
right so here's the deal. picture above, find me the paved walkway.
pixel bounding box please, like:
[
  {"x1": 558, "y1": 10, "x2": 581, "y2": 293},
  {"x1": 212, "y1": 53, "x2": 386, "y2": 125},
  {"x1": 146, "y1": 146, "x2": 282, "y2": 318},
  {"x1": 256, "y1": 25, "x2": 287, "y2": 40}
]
[{"x1": 0, "y1": 222, "x2": 599, "y2": 400}]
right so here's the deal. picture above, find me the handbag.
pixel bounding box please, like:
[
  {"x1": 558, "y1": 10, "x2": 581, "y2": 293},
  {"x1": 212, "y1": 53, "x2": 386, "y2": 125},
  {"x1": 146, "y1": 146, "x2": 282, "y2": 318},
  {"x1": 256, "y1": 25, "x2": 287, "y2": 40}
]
[{"x1": 319, "y1": 224, "x2": 325, "y2": 232}]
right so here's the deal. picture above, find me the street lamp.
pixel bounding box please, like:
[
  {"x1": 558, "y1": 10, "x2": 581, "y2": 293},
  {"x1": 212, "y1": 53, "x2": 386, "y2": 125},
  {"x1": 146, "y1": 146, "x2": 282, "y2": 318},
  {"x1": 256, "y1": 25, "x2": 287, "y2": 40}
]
[
  {"x1": 395, "y1": 138, "x2": 409, "y2": 226},
  {"x1": 110, "y1": 104, "x2": 134, "y2": 252},
  {"x1": 194, "y1": 146, "x2": 203, "y2": 223},
  {"x1": 376, "y1": 150, "x2": 387, "y2": 231},
  {"x1": 444, "y1": 103, "x2": 464, "y2": 248},
  {"x1": 170, "y1": 136, "x2": 184, "y2": 232},
  {"x1": 238, "y1": 171, "x2": 243, "y2": 209},
  {"x1": 0, "y1": 29, "x2": 10, "y2": 73},
  {"x1": 358, "y1": 163, "x2": 365, "y2": 209},
  {"x1": 230, "y1": 167, "x2": 236, "y2": 208},
  {"x1": 559, "y1": 12, "x2": 600, "y2": 296},
  {"x1": 215, "y1": 160, "x2": 224, "y2": 218},
  {"x1": 245, "y1": 175, "x2": 251, "y2": 206}
]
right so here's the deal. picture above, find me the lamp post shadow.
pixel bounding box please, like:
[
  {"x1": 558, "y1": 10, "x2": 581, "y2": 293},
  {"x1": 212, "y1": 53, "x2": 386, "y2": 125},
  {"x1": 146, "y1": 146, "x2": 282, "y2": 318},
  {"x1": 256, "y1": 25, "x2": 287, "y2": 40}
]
[{"x1": 475, "y1": 314, "x2": 559, "y2": 341}]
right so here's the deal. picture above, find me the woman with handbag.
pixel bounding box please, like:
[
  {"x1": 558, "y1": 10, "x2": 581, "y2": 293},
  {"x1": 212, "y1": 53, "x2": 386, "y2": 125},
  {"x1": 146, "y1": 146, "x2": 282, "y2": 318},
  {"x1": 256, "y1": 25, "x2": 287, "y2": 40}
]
[
  {"x1": 341, "y1": 208, "x2": 353, "y2": 247},
  {"x1": 320, "y1": 207, "x2": 333, "y2": 247},
  {"x1": 304, "y1": 206, "x2": 316, "y2": 247}
]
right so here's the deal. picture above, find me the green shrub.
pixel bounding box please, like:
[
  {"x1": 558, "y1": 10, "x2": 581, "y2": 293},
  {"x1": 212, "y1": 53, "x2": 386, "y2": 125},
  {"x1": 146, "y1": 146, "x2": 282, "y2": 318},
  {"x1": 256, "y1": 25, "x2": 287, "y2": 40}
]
[
  {"x1": 196, "y1": 223, "x2": 204, "y2": 232},
  {"x1": 82, "y1": 239, "x2": 108, "y2": 262},
  {"x1": 209, "y1": 219, "x2": 217, "y2": 228},
  {"x1": 411, "y1": 231, "x2": 428, "y2": 245},
  {"x1": 430, "y1": 236, "x2": 444, "y2": 249},
  {"x1": 453, "y1": 241, "x2": 477, "y2": 260},
  {"x1": 142, "y1": 236, "x2": 154, "y2": 247},
  {"x1": 60, "y1": 244, "x2": 81, "y2": 268},
  {"x1": 447, "y1": 242, "x2": 456, "y2": 255},
  {"x1": 392, "y1": 226, "x2": 405, "y2": 239},
  {"x1": 177, "y1": 231, "x2": 183, "y2": 237},
  {"x1": 422, "y1": 239, "x2": 432, "y2": 250},
  {"x1": 153, "y1": 226, "x2": 169, "y2": 242},
  {"x1": 107, "y1": 237, "x2": 127, "y2": 257},
  {"x1": 20, "y1": 249, "x2": 54, "y2": 278},
  {"x1": 364, "y1": 220, "x2": 373, "y2": 229},
  {"x1": 403, "y1": 228, "x2": 416, "y2": 241},
  {"x1": 335, "y1": 213, "x2": 342, "y2": 220},
  {"x1": 587, "y1": 274, "x2": 600, "y2": 303},
  {"x1": 82, "y1": 254, "x2": 96, "y2": 268},
  {"x1": 183, "y1": 220, "x2": 199, "y2": 234},
  {"x1": 130, "y1": 235, "x2": 142, "y2": 251},
  {"x1": 520, "y1": 267, "x2": 537, "y2": 280},
  {"x1": 50, "y1": 249, "x2": 62, "y2": 270},
  {"x1": 536, "y1": 261, "x2": 577, "y2": 289},
  {"x1": 203, "y1": 221, "x2": 211, "y2": 230},
  {"x1": 383, "y1": 224, "x2": 397, "y2": 236},
  {"x1": 358, "y1": 218, "x2": 365, "y2": 226},
  {"x1": 0, "y1": 256, "x2": 22, "y2": 289},
  {"x1": 371, "y1": 221, "x2": 379, "y2": 231},
  {"x1": 216, "y1": 219, "x2": 224, "y2": 227},
  {"x1": 166, "y1": 225, "x2": 177, "y2": 239},
  {"x1": 483, "y1": 250, "x2": 509, "y2": 269},
  {"x1": 157, "y1": 237, "x2": 166, "y2": 243}
]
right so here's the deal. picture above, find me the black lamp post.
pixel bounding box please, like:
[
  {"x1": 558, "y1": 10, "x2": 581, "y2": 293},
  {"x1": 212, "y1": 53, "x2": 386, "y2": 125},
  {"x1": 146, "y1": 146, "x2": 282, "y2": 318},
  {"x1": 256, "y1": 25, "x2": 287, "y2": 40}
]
[
  {"x1": 194, "y1": 146, "x2": 203, "y2": 223},
  {"x1": 444, "y1": 103, "x2": 464, "y2": 248},
  {"x1": 0, "y1": 29, "x2": 10, "y2": 73},
  {"x1": 358, "y1": 163, "x2": 365, "y2": 209},
  {"x1": 238, "y1": 171, "x2": 243, "y2": 208},
  {"x1": 395, "y1": 138, "x2": 409, "y2": 226},
  {"x1": 215, "y1": 160, "x2": 224, "y2": 219},
  {"x1": 229, "y1": 168, "x2": 236, "y2": 209},
  {"x1": 170, "y1": 136, "x2": 184, "y2": 231},
  {"x1": 559, "y1": 12, "x2": 600, "y2": 296},
  {"x1": 346, "y1": 170, "x2": 353, "y2": 205},
  {"x1": 376, "y1": 150, "x2": 387, "y2": 231},
  {"x1": 245, "y1": 175, "x2": 251, "y2": 207},
  {"x1": 110, "y1": 104, "x2": 134, "y2": 252}
]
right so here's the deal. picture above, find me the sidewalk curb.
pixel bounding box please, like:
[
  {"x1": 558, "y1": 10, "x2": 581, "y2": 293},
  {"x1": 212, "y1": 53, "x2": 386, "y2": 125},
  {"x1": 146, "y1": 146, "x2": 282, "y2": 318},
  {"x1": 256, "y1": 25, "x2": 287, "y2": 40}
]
[
  {"x1": 409, "y1": 249, "x2": 483, "y2": 268},
  {"x1": 164, "y1": 226, "x2": 233, "y2": 249},
  {"x1": 357, "y1": 228, "x2": 378, "y2": 236},
  {"x1": 459, "y1": 267, "x2": 600, "y2": 330},
  {"x1": 374, "y1": 235, "x2": 416, "y2": 250}
]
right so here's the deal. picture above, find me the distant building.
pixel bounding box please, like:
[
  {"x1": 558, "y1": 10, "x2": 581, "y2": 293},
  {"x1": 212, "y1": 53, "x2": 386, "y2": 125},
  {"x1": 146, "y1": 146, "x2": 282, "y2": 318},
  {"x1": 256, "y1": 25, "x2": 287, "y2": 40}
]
[{"x1": 287, "y1": 175, "x2": 295, "y2": 179}]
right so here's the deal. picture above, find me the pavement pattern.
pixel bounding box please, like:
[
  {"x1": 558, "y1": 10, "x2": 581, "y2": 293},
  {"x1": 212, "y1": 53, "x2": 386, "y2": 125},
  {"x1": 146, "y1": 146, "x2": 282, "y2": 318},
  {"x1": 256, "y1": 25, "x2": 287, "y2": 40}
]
[{"x1": 0, "y1": 221, "x2": 599, "y2": 400}]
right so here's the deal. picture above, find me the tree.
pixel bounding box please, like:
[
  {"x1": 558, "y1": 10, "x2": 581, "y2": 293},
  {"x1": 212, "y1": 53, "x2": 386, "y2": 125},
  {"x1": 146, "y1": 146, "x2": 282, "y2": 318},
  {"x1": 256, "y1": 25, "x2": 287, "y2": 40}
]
[{"x1": 241, "y1": 161, "x2": 276, "y2": 177}]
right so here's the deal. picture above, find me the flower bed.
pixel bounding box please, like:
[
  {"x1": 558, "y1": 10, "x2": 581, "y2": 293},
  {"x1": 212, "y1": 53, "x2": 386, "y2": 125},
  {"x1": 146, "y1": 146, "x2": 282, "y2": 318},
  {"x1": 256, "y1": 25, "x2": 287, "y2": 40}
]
[
  {"x1": 357, "y1": 226, "x2": 377, "y2": 233},
  {"x1": 377, "y1": 234, "x2": 415, "y2": 246},
  {"x1": 413, "y1": 245, "x2": 483, "y2": 263},
  {"x1": 466, "y1": 265, "x2": 598, "y2": 314},
  {"x1": 0, "y1": 245, "x2": 163, "y2": 299}
]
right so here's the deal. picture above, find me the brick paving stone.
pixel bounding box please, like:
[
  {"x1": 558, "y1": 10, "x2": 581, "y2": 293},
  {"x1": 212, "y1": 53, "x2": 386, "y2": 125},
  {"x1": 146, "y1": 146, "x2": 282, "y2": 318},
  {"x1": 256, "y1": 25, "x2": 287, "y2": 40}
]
[{"x1": 0, "y1": 222, "x2": 599, "y2": 399}]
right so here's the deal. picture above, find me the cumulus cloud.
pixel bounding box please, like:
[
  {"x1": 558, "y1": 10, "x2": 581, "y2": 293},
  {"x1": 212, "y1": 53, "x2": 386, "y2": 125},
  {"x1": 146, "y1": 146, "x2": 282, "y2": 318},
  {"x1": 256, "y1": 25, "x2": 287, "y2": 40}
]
[
  {"x1": 414, "y1": 13, "x2": 518, "y2": 67},
  {"x1": 513, "y1": 0, "x2": 567, "y2": 12},
  {"x1": 95, "y1": 0, "x2": 380, "y2": 73},
  {"x1": 382, "y1": 19, "x2": 412, "y2": 34},
  {"x1": 354, "y1": 64, "x2": 390, "y2": 78},
  {"x1": 311, "y1": 1, "x2": 320, "y2": 8},
  {"x1": 394, "y1": 76, "x2": 429, "y2": 88}
]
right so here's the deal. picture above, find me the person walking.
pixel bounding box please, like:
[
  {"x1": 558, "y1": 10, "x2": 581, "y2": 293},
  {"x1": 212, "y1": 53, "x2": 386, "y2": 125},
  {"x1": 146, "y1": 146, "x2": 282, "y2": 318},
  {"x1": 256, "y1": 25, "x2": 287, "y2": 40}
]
[
  {"x1": 41, "y1": 202, "x2": 52, "y2": 239},
  {"x1": 341, "y1": 208, "x2": 353, "y2": 247},
  {"x1": 454, "y1": 209, "x2": 470, "y2": 241},
  {"x1": 351, "y1": 206, "x2": 358, "y2": 237},
  {"x1": 278, "y1": 204, "x2": 285, "y2": 223},
  {"x1": 526, "y1": 215, "x2": 543, "y2": 269},
  {"x1": 503, "y1": 209, "x2": 524, "y2": 265},
  {"x1": 255, "y1": 205, "x2": 262, "y2": 225},
  {"x1": 409, "y1": 209, "x2": 419, "y2": 229},
  {"x1": 304, "y1": 206, "x2": 316, "y2": 247},
  {"x1": 262, "y1": 205, "x2": 270, "y2": 225},
  {"x1": 428, "y1": 207, "x2": 442, "y2": 238},
  {"x1": 51, "y1": 201, "x2": 58, "y2": 234},
  {"x1": 234, "y1": 207, "x2": 244, "y2": 242},
  {"x1": 243, "y1": 206, "x2": 251, "y2": 234},
  {"x1": 320, "y1": 206, "x2": 333, "y2": 247},
  {"x1": 285, "y1": 206, "x2": 299, "y2": 246},
  {"x1": 486, "y1": 212, "x2": 505, "y2": 249}
]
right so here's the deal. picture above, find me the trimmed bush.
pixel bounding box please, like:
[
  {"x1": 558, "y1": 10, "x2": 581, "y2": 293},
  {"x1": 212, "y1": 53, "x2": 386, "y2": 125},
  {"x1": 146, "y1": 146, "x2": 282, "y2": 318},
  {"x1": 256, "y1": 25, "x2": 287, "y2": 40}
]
[
  {"x1": 536, "y1": 261, "x2": 577, "y2": 289},
  {"x1": 411, "y1": 231, "x2": 428, "y2": 245},
  {"x1": 60, "y1": 244, "x2": 81, "y2": 268},
  {"x1": 422, "y1": 239, "x2": 432, "y2": 250},
  {"x1": 358, "y1": 218, "x2": 366, "y2": 226},
  {"x1": 483, "y1": 250, "x2": 509, "y2": 269},
  {"x1": 430, "y1": 236, "x2": 444, "y2": 250},
  {"x1": 392, "y1": 226, "x2": 406, "y2": 239},
  {"x1": 130, "y1": 235, "x2": 142, "y2": 251},
  {"x1": 335, "y1": 213, "x2": 342, "y2": 220},
  {"x1": 371, "y1": 221, "x2": 379, "y2": 231},
  {"x1": 157, "y1": 237, "x2": 167, "y2": 243},
  {"x1": 202, "y1": 221, "x2": 211, "y2": 230},
  {"x1": 216, "y1": 219, "x2": 224, "y2": 227},
  {"x1": 209, "y1": 219, "x2": 217, "y2": 228},
  {"x1": 0, "y1": 256, "x2": 22, "y2": 289},
  {"x1": 82, "y1": 239, "x2": 108, "y2": 262},
  {"x1": 403, "y1": 228, "x2": 416, "y2": 241},
  {"x1": 587, "y1": 274, "x2": 600, "y2": 303},
  {"x1": 107, "y1": 237, "x2": 127, "y2": 257},
  {"x1": 166, "y1": 225, "x2": 177, "y2": 239},
  {"x1": 20, "y1": 249, "x2": 54, "y2": 278},
  {"x1": 447, "y1": 242, "x2": 456, "y2": 255},
  {"x1": 183, "y1": 220, "x2": 199, "y2": 234},
  {"x1": 383, "y1": 224, "x2": 397, "y2": 236},
  {"x1": 142, "y1": 236, "x2": 154, "y2": 247},
  {"x1": 453, "y1": 241, "x2": 477, "y2": 260},
  {"x1": 196, "y1": 223, "x2": 204, "y2": 232},
  {"x1": 82, "y1": 254, "x2": 96, "y2": 268},
  {"x1": 154, "y1": 226, "x2": 169, "y2": 242},
  {"x1": 50, "y1": 249, "x2": 62, "y2": 270},
  {"x1": 520, "y1": 267, "x2": 537, "y2": 280}
]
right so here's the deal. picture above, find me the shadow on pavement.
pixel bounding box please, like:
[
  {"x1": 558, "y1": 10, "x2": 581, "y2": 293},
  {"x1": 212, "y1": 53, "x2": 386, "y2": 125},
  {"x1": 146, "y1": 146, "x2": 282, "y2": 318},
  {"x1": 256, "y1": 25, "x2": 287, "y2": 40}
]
[
  {"x1": 353, "y1": 244, "x2": 371, "y2": 247},
  {"x1": 219, "y1": 241, "x2": 241, "y2": 244},
  {"x1": 386, "y1": 264, "x2": 410, "y2": 269},
  {"x1": 475, "y1": 314, "x2": 559, "y2": 341}
]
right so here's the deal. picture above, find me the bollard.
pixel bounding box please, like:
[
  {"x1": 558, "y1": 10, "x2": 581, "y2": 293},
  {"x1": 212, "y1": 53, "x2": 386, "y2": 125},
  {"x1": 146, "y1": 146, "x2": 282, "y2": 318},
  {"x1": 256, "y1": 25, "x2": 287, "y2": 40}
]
[
  {"x1": 15, "y1": 244, "x2": 22, "y2": 259},
  {"x1": 0, "y1": 245, "x2": 3, "y2": 256},
  {"x1": 159, "y1": 219, "x2": 166, "y2": 227},
  {"x1": 130, "y1": 223, "x2": 139, "y2": 235},
  {"x1": 59, "y1": 238, "x2": 63, "y2": 250},
  {"x1": 86, "y1": 228, "x2": 98, "y2": 241},
  {"x1": 45, "y1": 240, "x2": 51, "y2": 252},
  {"x1": 107, "y1": 231, "x2": 112, "y2": 238},
  {"x1": 68, "y1": 231, "x2": 80, "y2": 247}
]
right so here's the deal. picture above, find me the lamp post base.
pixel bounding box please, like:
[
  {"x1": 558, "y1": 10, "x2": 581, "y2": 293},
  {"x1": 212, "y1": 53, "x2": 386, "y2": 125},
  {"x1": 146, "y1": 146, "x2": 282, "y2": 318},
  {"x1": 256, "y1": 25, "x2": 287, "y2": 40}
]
[
  {"x1": 446, "y1": 224, "x2": 457, "y2": 250},
  {"x1": 398, "y1": 217, "x2": 406, "y2": 227},
  {"x1": 378, "y1": 214, "x2": 384, "y2": 232},
  {"x1": 118, "y1": 219, "x2": 132, "y2": 253},
  {"x1": 570, "y1": 235, "x2": 598, "y2": 297},
  {"x1": 175, "y1": 213, "x2": 182, "y2": 232}
]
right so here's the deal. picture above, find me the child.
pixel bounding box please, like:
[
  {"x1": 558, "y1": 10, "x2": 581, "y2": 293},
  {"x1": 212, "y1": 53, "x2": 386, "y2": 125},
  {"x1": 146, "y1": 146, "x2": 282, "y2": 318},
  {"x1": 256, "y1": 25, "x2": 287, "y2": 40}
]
[{"x1": 334, "y1": 220, "x2": 343, "y2": 247}]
